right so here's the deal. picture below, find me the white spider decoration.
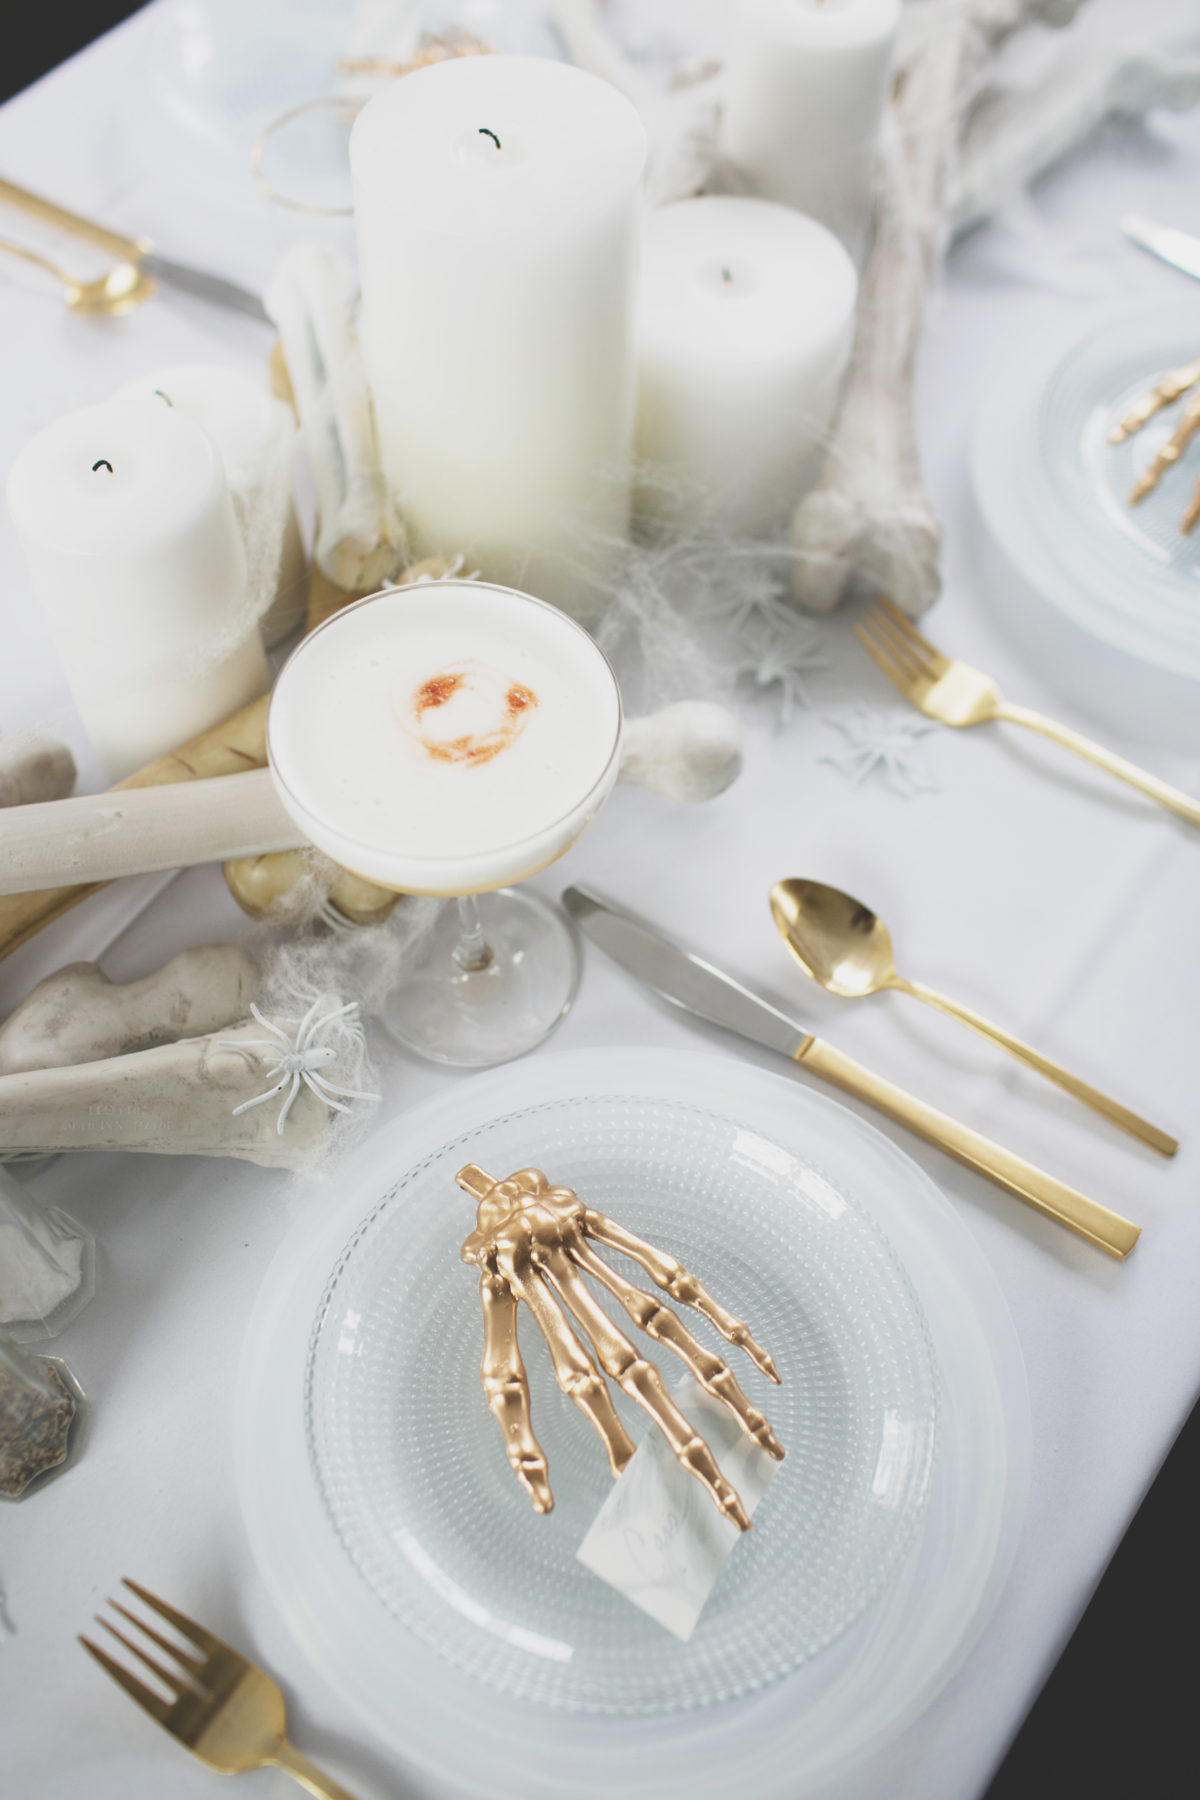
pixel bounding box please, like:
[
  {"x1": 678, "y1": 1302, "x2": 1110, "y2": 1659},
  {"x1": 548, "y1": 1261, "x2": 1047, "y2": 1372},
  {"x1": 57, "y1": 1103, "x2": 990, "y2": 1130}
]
[
  {"x1": 223, "y1": 997, "x2": 379, "y2": 1135},
  {"x1": 819, "y1": 707, "x2": 940, "y2": 797}
]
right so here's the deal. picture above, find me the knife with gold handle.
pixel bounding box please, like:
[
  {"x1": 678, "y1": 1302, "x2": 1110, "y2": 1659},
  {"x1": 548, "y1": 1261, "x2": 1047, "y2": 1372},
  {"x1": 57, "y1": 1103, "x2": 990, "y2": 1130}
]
[
  {"x1": 563, "y1": 885, "x2": 1142, "y2": 1260},
  {"x1": 0, "y1": 174, "x2": 269, "y2": 321}
]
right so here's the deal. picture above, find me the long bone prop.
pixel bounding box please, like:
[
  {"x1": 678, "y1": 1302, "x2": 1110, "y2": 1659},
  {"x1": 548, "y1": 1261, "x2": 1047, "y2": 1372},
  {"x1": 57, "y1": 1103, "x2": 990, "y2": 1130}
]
[
  {"x1": 0, "y1": 1021, "x2": 329, "y2": 1169},
  {"x1": 265, "y1": 242, "x2": 405, "y2": 594},
  {"x1": 0, "y1": 946, "x2": 259, "y2": 1077},
  {"x1": 789, "y1": 0, "x2": 1085, "y2": 616},
  {"x1": 0, "y1": 700, "x2": 744, "y2": 897}
]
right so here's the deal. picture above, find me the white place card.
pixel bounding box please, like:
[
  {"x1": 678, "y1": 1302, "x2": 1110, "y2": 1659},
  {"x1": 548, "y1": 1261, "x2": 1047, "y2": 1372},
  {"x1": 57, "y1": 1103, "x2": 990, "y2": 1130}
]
[{"x1": 576, "y1": 1376, "x2": 780, "y2": 1641}]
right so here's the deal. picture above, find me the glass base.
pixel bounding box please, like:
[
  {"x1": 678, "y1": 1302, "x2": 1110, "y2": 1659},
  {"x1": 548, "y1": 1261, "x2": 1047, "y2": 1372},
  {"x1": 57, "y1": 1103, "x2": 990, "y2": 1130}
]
[{"x1": 380, "y1": 889, "x2": 580, "y2": 1068}]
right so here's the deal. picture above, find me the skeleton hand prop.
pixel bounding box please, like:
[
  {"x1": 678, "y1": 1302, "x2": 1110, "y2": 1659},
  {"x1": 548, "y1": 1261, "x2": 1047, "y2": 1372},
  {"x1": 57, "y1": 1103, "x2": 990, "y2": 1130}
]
[
  {"x1": 457, "y1": 1164, "x2": 783, "y2": 1531},
  {"x1": 1109, "y1": 357, "x2": 1200, "y2": 534}
]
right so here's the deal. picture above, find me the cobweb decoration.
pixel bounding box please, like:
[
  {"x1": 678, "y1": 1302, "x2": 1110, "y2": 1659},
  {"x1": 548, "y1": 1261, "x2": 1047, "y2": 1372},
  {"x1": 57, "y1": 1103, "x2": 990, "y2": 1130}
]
[
  {"x1": 593, "y1": 519, "x2": 828, "y2": 723},
  {"x1": 819, "y1": 707, "x2": 940, "y2": 797},
  {"x1": 244, "y1": 899, "x2": 440, "y2": 1169}
]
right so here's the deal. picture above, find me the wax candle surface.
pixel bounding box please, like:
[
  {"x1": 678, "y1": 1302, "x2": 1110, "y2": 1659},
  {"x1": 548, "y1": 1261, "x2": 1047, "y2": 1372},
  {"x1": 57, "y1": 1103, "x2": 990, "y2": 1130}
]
[
  {"x1": 268, "y1": 582, "x2": 622, "y2": 895},
  {"x1": 351, "y1": 55, "x2": 646, "y2": 623},
  {"x1": 722, "y1": 0, "x2": 900, "y2": 249},
  {"x1": 6, "y1": 400, "x2": 269, "y2": 780},
  {"x1": 114, "y1": 365, "x2": 305, "y2": 648},
  {"x1": 635, "y1": 197, "x2": 857, "y2": 537}
]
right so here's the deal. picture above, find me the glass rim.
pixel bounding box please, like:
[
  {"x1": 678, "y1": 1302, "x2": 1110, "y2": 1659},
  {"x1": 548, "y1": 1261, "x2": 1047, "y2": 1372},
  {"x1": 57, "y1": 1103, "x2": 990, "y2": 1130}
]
[{"x1": 266, "y1": 579, "x2": 624, "y2": 875}]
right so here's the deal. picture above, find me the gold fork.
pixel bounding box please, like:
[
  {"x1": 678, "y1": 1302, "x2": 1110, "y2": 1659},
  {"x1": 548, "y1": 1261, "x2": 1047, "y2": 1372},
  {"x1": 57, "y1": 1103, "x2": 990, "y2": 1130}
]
[
  {"x1": 856, "y1": 596, "x2": 1200, "y2": 828},
  {"x1": 79, "y1": 1579, "x2": 361, "y2": 1800}
]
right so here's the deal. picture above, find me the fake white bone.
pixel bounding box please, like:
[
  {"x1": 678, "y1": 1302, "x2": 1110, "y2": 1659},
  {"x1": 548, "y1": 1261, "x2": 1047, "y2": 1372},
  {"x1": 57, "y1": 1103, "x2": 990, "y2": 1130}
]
[
  {"x1": 0, "y1": 736, "x2": 76, "y2": 809},
  {"x1": 0, "y1": 1021, "x2": 328, "y2": 1170},
  {"x1": 0, "y1": 770, "x2": 302, "y2": 895},
  {"x1": 548, "y1": 0, "x2": 730, "y2": 208},
  {"x1": 790, "y1": 0, "x2": 1085, "y2": 616},
  {"x1": 0, "y1": 946, "x2": 259, "y2": 1077},
  {"x1": 0, "y1": 701, "x2": 745, "y2": 894},
  {"x1": 618, "y1": 702, "x2": 743, "y2": 804},
  {"x1": 951, "y1": 44, "x2": 1200, "y2": 234},
  {"x1": 265, "y1": 242, "x2": 405, "y2": 593}
]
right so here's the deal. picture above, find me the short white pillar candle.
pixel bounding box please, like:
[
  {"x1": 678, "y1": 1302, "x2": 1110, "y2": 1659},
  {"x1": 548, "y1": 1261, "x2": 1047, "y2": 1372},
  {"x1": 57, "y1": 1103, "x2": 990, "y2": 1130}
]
[
  {"x1": 634, "y1": 197, "x2": 857, "y2": 538},
  {"x1": 722, "y1": 0, "x2": 901, "y2": 250},
  {"x1": 113, "y1": 365, "x2": 306, "y2": 648},
  {"x1": 350, "y1": 54, "x2": 647, "y2": 623},
  {"x1": 6, "y1": 399, "x2": 270, "y2": 781}
]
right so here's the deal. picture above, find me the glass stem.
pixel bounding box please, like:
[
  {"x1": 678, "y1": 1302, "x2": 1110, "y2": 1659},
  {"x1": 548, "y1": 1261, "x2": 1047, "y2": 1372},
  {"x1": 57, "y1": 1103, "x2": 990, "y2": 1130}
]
[{"x1": 453, "y1": 894, "x2": 494, "y2": 973}]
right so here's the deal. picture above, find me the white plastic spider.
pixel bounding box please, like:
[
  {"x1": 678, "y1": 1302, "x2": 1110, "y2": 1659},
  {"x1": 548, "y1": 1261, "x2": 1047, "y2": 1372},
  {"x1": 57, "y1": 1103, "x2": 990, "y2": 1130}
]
[{"x1": 223, "y1": 998, "x2": 379, "y2": 1135}]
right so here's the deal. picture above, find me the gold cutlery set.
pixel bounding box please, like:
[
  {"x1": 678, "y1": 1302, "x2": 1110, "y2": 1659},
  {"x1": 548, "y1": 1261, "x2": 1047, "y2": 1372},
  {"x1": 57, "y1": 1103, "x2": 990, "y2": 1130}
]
[{"x1": 0, "y1": 174, "x2": 268, "y2": 321}]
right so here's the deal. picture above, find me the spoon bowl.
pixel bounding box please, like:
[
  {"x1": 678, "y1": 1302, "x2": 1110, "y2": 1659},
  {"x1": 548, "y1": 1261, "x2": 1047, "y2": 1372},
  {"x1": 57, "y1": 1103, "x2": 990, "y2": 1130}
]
[
  {"x1": 769, "y1": 878, "x2": 899, "y2": 998},
  {"x1": 0, "y1": 237, "x2": 155, "y2": 315},
  {"x1": 768, "y1": 876, "x2": 1177, "y2": 1157}
]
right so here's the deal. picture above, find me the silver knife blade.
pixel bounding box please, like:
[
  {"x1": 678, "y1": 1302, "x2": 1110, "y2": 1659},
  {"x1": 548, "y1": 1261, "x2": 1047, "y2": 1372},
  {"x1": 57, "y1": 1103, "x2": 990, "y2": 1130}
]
[
  {"x1": 1122, "y1": 213, "x2": 1200, "y2": 283},
  {"x1": 563, "y1": 885, "x2": 811, "y2": 1060},
  {"x1": 140, "y1": 252, "x2": 270, "y2": 324}
]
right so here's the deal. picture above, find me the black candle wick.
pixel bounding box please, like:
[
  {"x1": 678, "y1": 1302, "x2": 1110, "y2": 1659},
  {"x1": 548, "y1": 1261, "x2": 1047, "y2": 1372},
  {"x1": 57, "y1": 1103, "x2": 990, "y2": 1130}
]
[
  {"x1": 478, "y1": 127, "x2": 501, "y2": 150},
  {"x1": 92, "y1": 459, "x2": 114, "y2": 474}
]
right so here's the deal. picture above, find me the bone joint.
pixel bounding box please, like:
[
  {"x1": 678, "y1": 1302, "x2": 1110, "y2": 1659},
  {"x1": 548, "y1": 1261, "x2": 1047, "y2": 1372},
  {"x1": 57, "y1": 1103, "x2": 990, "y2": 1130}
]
[
  {"x1": 789, "y1": 0, "x2": 1085, "y2": 616},
  {"x1": 0, "y1": 946, "x2": 260, "y2": 1077},
  {"x1": 265, "y1": 242, "x2": 406, "y2": 594}
]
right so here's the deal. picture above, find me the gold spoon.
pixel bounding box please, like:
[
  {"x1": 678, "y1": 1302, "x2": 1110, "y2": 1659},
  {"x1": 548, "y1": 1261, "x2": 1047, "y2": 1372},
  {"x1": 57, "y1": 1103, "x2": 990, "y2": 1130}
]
[
  {"x1": 769, "y1": 877, "x2": 1178, "y2": 1158},
  {"x1": 0, "y1": 236, "x2": 154, "y2": 314}
]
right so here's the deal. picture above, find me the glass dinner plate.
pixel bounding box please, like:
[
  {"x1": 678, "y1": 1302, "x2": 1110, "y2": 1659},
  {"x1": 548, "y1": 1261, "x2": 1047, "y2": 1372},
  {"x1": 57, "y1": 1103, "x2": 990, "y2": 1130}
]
[
  {"x1": 971, "y1": 300, "x2": 1200, "y2": 748},
  {"x1": 235, "y1": 1048, "x2": 1029, "y2": 1798}
]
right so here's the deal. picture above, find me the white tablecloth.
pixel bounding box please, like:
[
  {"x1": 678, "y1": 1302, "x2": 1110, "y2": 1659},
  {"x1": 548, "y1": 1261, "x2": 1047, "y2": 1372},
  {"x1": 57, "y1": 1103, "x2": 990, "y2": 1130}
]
[{"x1": 3, "y1": 3, "x2": 1199, "y2": 1796}]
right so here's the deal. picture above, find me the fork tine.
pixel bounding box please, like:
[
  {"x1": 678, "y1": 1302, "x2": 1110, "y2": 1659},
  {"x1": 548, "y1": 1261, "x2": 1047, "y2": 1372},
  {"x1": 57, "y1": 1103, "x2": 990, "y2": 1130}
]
[
  {"x1": 876, "y1": 593, "x2": 940, "y2": 658},
  {"x1": 864, "y1": 607, "x2": 927, "y2": 680},
  {"x1": 79, "y1": 1635, "x2": 174, "y2": 1725},
  {"x1": 97, "y1": 1617, "x2": 199, "y2": 1698},
  {"x1": 122, "y1": 1579, "x2": 227, "y2": 1660},
  {"x1": 854, "y1": 622, "x2": 913, "y2": 696},
  {"x1": 108, "y1": 1599, "x2": 207, "y2": 1678}
]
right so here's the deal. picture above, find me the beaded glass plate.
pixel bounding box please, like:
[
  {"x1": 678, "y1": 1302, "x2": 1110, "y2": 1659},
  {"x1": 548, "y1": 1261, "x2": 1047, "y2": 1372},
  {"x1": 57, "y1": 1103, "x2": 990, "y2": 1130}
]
[
  {"x1": 236, "y1": 1049, "x2": 1028, "y2": 1800},
  {"x1": 972, "y1": 301, "x2": 1200, "y2": 745},
  {"x1": 303, "y1": 1092, "x2": 938, "y2": 1715}
]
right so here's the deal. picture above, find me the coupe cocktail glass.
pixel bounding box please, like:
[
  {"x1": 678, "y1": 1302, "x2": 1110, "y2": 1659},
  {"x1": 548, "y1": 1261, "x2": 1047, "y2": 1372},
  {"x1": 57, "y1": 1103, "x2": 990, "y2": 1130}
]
[{"x1": 267, "y1": 581, "x2": 623, "y2": 1066}]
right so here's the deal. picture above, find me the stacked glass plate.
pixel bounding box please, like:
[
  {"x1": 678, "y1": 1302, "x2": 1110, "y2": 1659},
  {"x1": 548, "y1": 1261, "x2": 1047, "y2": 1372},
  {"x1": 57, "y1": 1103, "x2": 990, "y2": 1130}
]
[
  {"x1": 972, "y1": 302, "x2": 1200, "y2": 750},
  {"x1": 236, "y1": 1048, "x2": 1029, "y2": 1798}
]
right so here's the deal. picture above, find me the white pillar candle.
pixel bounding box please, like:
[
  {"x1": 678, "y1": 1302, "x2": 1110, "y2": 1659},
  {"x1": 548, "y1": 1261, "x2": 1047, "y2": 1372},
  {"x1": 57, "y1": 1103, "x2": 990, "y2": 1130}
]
[
  {"x1": 350, "y1": 54, "x2": 646, "y2": 623},
  {"x1": 721, "y1": 0, "x2": 901, "y2": 250},
  {"x1": 113, "y1": 365, "x2": 306, "y2": 649},
  {"x1": 6, "y1": 400, "x2": 270, "y2": 781},
  {"x1": 635, "y1": 197, "x2": 857, "y2": 538}
]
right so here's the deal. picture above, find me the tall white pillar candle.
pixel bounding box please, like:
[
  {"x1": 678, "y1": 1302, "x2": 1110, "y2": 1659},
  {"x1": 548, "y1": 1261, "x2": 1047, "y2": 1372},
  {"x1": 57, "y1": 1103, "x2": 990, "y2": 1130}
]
[
  {"x1": 351, "y1": 54, "x2": 647, "y2": 623},
  {"x1": 722, "y1": 0, "x2": 901, "y2": 250},
  {"x1": 6, "y1": 399, "x2": 270, "y2": 781},
  {"x1": 113, "y1": 365, "x2": 306, "y2": 648},
  {"x1": 635, "y1": 197, "x2": 857, "y2": 538}
]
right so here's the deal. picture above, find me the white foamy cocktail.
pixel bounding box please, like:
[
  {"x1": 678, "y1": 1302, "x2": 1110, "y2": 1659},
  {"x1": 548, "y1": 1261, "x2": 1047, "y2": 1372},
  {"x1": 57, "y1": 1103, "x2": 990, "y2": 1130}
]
[{"x1": 267, "y1": 582, "x2": 623, "y2": 896}]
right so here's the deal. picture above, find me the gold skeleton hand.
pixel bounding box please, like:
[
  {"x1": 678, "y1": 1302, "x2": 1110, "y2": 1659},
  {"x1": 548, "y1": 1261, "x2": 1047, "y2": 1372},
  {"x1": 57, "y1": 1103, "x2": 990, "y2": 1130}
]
[
  {"x1": 457, "y1": 1164, "x2": 785, "y2": 1532},
  {"x1": 1109, "y1": 355, "x2": 1200, "y2": 533}
]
